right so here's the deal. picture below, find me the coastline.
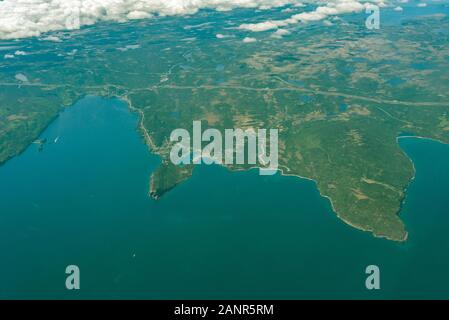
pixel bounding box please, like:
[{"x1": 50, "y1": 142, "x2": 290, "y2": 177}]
[
  {"x1": 107, "y1": 99, "x2": 449, "y2": 242},
  {"x1": 3, "y1": 93, "x2": 446, "y2": 243},
  {"x1": 277, "y1": 166, "x2": 409, "y2": 243},
  {"x1": 268, "y1": 135, "x2": 449, "y2": 242},
  {"x1": 0, "y1": 111, "x2": 62, "y2": 168},
  {"x1": 121, "y1": 95, "x2": 159, "y2": 152},
  {"x1": 120, "y1": 95, "x2": 164, "y2": 199},
  {"x1": 222, "y1": 163, "x2": 408, "y2": 242},
  {"x1": 113, "y1": 101, "x2": 432, "y2": 243}
]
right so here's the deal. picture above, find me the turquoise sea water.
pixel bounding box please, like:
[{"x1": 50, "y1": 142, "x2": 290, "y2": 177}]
[{"x1": 0, "y1": 97, "x2": 448, "y2": 299}]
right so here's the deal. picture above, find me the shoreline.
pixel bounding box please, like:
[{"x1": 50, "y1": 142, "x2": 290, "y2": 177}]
[
  {"x1": 276, "y1": 166, "x2": 409, "y2": 243},
  {"x1": 265, "y1": 135, "x2": 449, "y2": 242},
  {"x1": 113, "y1": 99, "x2": 446, "y2": 243},
  {"x1": 120, "y1": 95, "x2": 163, "y2": 198},
  {"x1": 120, "y1": 95, "x2": 159, "y2": 152},
  {"x1": 2, "y1": 93, "x2": 444, "y2": 243},
  {"x1": 221, "y1": 163, "x2": 407, "y2": 242}
]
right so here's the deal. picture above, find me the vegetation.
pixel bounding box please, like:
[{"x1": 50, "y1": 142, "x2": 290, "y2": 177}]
[{"x1": 1, "y1": 11, "x2": 448, "y2": 241}]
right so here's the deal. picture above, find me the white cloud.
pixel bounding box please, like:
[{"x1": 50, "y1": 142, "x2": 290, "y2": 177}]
[
  {"x1": 240, "y1": 20, "x2": 287, "y2": 32},
  {"x1": 15, "y1": 73, "x2": 29, "y2": 82},
  {"x1": 0, "y1": 0, "x2": 303, "y2": 40},
  {"x1": 41, "y1": 35, "x2": 63, "y2": 42},
  {"x1": 243, "y1": 37, "x2": 257, "y2": 43},
  {"x1": 238, "y1": 0, "x2": 390, "y2": 32},
  {"x1": 0, "y1": 1, "x2": 417, "y2": 40}
]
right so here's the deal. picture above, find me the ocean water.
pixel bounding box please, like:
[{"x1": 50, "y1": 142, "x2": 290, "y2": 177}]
[{"x1": 0, "y1": 97, "x2": 448, "y2": 299}]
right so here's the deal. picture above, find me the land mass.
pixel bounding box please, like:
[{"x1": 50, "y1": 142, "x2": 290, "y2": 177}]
[{"x1": 1, "y1": 11, "x2": 449, "y2": 241}]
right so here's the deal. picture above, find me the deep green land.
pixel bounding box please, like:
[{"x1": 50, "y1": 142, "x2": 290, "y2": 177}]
[{"x1": 1, "y1": 8, "x2": 449, "y2": 241}]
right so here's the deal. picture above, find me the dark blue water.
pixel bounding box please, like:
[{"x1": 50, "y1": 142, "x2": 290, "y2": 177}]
[{"x1": 0, "y1": 97, "x2": 448, "y2": 299}]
